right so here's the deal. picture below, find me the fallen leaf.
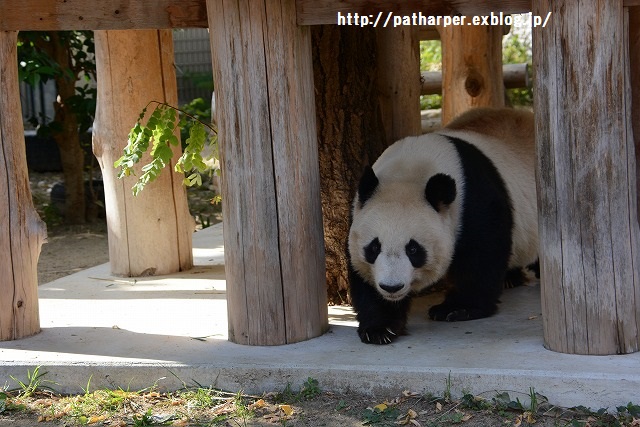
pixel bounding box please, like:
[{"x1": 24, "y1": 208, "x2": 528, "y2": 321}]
[
  {"x1": 279, "y1": 404, "x2": 294, "y2": 416},
  {"x1": 403, "y1": 390, "x2": 419, "y2": 397},
  {"x1": 87, "y1": 415, "x2": 107, "y2": 424},
  {"x1": 523, "y1": 411, "x2": 536, "y2": 424},
  {"x1": 436, "y1": 402, "x2": 443, "y2": 412},
  {"x1": 374, "y1": 403, "x2": 388, "y2": 412},
  {"x1": 248, "y1": 399, "x2": 266, "y2": 410}
]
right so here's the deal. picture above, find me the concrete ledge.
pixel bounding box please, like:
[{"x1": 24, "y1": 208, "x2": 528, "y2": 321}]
[{"x1": 1, "y1": 223, "x2": 639, "y2": 410}]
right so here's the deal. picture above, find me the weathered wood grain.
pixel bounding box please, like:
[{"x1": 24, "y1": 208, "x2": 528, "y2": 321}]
[
  {"x1": 421, "y1": 63, "x2": 529, "y2": 95},
  {"x1": 297, "y1": 0, "x2": 532, "y2": 25},
  {"x1": 533, "y1": 0, "x2": 640, "y2": 355},
  {"x1": 0, "y1": 31, "x2": 46, "y2": 341},
  {"x1": 439, "y1": 24, "x2": 504, "y2": 125},
  {"x1": 92, "y1": 30, "x2": 193, "y2": 277},
  {"x1": 208, "y1": 0, "x2": 327, "y2": 345},
  {"x1": 376, "y1": 27, "x2": 422, "y2": 143},
  {"x1": 629, "y1": 7, "x2": 640, "y2": 222},
  {"x1": 4, "y1": 0, "x2": 640, "y2": 30},
  {"x1": 0, "y1": 0, "x2": 208, "y2": 30}
]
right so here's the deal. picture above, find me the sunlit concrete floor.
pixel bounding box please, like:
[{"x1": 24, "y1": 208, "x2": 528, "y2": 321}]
[{"x1": 1, "y1": 223, "x2": 639, "y2": 410}]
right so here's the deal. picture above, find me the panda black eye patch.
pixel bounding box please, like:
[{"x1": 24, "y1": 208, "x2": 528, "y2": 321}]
[
  {"x1": 364, "y1": 238, "x2": 381, "y2": 264},
  {"x1": 406, "y1": 239, "x2": 427, "y2": 268}
]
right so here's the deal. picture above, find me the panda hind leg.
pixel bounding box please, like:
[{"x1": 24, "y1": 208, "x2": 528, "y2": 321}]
[{"x1": 428, "y1": 288, "x2": 498, "y2": 321}]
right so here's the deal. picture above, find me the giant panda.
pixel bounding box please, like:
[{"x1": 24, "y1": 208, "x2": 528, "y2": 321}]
[{"x1": 347, "y1": 107, "x2": 538, "y2": 345}]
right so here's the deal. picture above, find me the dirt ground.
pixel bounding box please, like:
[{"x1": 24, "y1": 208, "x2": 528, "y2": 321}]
[{"x1": 6, "y1": 173, "x2": 632, "y2": 426}]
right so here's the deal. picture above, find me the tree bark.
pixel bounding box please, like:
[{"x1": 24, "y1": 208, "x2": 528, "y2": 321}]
[
  {"x1": 311, "y1": 25, "x2": 388, "y2": 304},
  {"x1": 93, "y1": 30, "x2": 194, "y2": 277},
  {"x1": 33, "y1": 32, "x2": 87, "y2": 224},
  {"x1": 0, "y1": 30, "x2": 46, "y2": 340}
]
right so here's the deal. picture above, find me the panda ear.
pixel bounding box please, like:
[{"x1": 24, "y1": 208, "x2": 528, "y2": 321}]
[
  {"x1": 425, "y1": 173, "x2": 456, "y2": 212},
  {"x1": 357, "y1": 165, "x2": 379, "y2": 207}
]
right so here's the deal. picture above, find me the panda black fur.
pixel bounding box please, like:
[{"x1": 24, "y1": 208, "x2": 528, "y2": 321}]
[{"x1": 347, "y1": 108, "x2": 538, "y2": 345}]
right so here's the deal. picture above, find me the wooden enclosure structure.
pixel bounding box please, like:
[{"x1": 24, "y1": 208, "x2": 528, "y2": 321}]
[{"x1": 1, "y1": 0, "x2": 640, "y2": 354}]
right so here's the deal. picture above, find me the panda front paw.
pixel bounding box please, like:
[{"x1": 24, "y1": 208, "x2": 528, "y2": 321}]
[{"x1": 357, "y1": 326, "x2": 399, "y2": 345}]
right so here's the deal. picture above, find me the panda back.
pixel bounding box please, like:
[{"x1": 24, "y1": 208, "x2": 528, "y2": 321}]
[{"x1": 438, "y1": 111, "x2": 537, "y2": 269}]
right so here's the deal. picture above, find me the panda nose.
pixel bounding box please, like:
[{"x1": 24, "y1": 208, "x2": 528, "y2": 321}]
[{"x1": 379, "y1": 283, "x2": 405, "y2": 294}]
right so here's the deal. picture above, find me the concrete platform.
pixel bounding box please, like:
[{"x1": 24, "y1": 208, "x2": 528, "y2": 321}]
[{"x1": 1, "y1": 223, "x2": 639, "y2": 410}]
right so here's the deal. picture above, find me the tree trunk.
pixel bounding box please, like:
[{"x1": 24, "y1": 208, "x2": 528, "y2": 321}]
[
  {"x1": 35, "y1": 32, "x2": 87, "y2": 224},
  {"x1": 533, "y1": 0, "x2": 640, "y2": 354},
  {"x1": 93, "y1": 30, "x2": 194, "y2": 277},
  {"x1": 0, "y1": 30, "x2": 46, "y2": 340},
  {"x1": 439, "y1": 24, "x2": 505, "y2": 125},
  {"x1": 311, "y1": 26, "x2": 388, "y2": 304}
]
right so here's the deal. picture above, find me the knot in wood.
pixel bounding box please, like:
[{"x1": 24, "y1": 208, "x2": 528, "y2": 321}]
[
  {"x1": 464, "y1": 70, "x2": 484, "y2": 98},
  {"x1": 16, "y1": 300, "x2": 23, "y2": 308}
]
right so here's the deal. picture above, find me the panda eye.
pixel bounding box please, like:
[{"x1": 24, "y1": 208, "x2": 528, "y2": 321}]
[
  {"x1": 405, "y1": 239, "x2": 427, "y2": 268},
  {"x1": 364, "y1": 238, "x2": 381, "y2": 264}
]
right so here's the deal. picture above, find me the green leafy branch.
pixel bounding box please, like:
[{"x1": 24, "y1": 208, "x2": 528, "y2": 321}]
[{"x1": 114, "y1": 101, "x2": 218, "y2": 196}]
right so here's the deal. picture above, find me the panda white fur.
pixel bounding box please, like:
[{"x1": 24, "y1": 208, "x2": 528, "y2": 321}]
[{"x1": 347, "y1": 107, "x2": 538, "y2": 344}]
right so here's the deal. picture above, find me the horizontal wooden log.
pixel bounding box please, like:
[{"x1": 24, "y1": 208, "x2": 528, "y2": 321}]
[
  {"x1": 0, "y1": 0, "x2": 208, "y2": 30},
  {"x1": 3, "y1": 0, "x2": 640, "y2": 29},
  {"x1": 421, "y1": 63, "x2": 529, "y2": 95},
  {"x1": 298, "y1": 0, "x2": 640, "y2": 25}
]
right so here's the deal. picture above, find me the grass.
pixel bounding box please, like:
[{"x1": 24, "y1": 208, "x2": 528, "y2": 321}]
[{"x1": 1, "y1": 369, "x2": 640, "y2": 426}]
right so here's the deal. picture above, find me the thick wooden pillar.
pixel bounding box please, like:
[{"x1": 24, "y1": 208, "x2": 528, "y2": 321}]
[
  {"x1": 376, "y1": 27, "x2": 422, "y2": 143},
  {"x1": 534, "y1": 0, "x2": 640, "y2": 354},
  {"x1": 439, "y1": 25, "x2": 504, "y2": 125},
  {"x1": 0, "y1": 31, "x2": 46, "y2": 340},
  {"x1": 629, "y1": 7, "x2": 640, "y2": 221},
  {"x1": 93, "y1": 30, "x2": 193, "y2": 277},
  {"x1": 208, "y1": 0, "x2": 328, "y2": 345}
]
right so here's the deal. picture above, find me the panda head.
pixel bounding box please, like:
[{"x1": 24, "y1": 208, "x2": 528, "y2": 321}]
[{"x1": 348, "y1": 166, "x2": 459, "y2": 302}]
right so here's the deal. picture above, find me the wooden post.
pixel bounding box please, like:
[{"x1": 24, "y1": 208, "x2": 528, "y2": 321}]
[
  {"x1": 0, "y1": 31, "x2": 46, "y2": 340},
  {"x1": 208, "y1": 0, "x2": 328, "y2": 345},
  {"x1": 93, "y1": 30, "x2": 194, "y2": 277},
  {"x1": 439, "y1": 24, "x2": 505, "y2": 125},
  {"x1": 376, "y1": 27, "x2": 422, "y2": 143},
  {"x1": 629, "y1": 7, "x2": 640, "y2": 221},
  {"x1": 534, "y1": 0, "x2": 640, "y2": 354}
]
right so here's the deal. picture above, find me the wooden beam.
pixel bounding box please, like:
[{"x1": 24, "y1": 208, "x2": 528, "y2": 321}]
[
  {"x1": 421, "y1": 63, "x2": 529, "y2": 95},
  {"x1": 534, "y1": 0, "x2": 640, "y2": 355},
  {"x1": 297, "y1": 0, "x2": 532, "y2": 25},
  {"x1": 0, "y1": 0, "x2": 208, "y2": 30},
  {"x1": 3, "y1": 0, "x2": 640, "y2": 29}
]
